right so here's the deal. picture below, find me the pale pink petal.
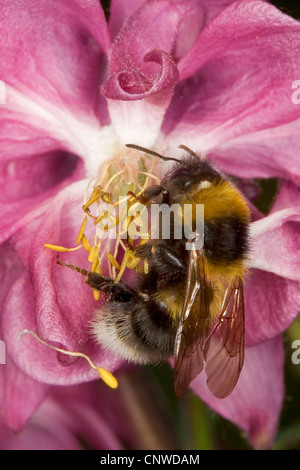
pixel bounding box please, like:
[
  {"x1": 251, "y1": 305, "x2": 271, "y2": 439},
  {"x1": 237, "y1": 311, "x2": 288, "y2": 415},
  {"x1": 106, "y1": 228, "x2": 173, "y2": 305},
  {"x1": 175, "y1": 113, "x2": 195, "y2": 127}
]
[
  {"x1": 0, "y1": 423, "x2": 81, "y2": 450},
  {"x1": 207, "y1": 120, "x2": 300, "y2": 185},
  {"x1": 244, "y1": 269, "x2": 300, "y2": 345},
  {"x1": 102, "y1": 50, "x2": 179, "y2": 146},
  {"x1": 0, "y1": 360, "x2": 48, "y2": 433},
  {"x1": 192, "y1": 335, "x2": 284, "y2": 449},
  {"x1": 103, "y1": 0, "x2": 208, "y2": 145},
  {"x1": 0, "y1": 149, "x2": 83, "y2": 244},
  {"x1": 243, "y1": 182, "x2": 300, "y2": 344},
  {"x1": 1, "y1": 85, "x2": 109, "y2": 161},
  {"x1": 106, "y1": 0, "x2": 201, "y2": 76},
  {"x1": 0, "y1": 0, "x2": 110, "y2": 116},
  {"x1": 0, "y1": 245, "x2": 49, "y2": 432},
  {"x1": 163, "y1": 0, "x2": 300, "y2": 168},
  {"x1": 2, "y1": 270, "x2": 119, "y2": 386},
  {"x1": 49, "y1": 385, "x2": 123, "y2": 450},
  {"x1": 108, "y1": 0, "x2": 235, "y2": 42},
  {"x1": 3, "y1": 181, "x2": 121, "y2": 385},
  {"x1": 0, "y1": 383, "x2": 123, "y2": 449},
  {"x1": 250, "y1": 181, "x2": 300, "y2": 281},
  {"x1": 0, "y1": 0, "x2": 113, "y2": 251},
  {"x1": 0, "y1": 0, "x2": 111, "y2": 181},
  {"x1": 198, "y1": 0, "x2": 237, "y2": 23},
  {"x1": 108, "y1": 0, "x2": 145, "y2": 38},
  {"x1": 0, "y1": 241, "x2": 49, "y2": 433}
]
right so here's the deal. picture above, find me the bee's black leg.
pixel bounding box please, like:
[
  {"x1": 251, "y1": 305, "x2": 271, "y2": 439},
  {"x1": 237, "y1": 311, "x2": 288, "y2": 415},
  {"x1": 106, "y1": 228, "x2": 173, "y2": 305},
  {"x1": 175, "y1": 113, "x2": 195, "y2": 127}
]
[
  {"x1": 135, "y1": 242, "x2": 187, "y2": 271},
  {"x1": 85, "y1": 272, "x2": 134, "y2": 302}
]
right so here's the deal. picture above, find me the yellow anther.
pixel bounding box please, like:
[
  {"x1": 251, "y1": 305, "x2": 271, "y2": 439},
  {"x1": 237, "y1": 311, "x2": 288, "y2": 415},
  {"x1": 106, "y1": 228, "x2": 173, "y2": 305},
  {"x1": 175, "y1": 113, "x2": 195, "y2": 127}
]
[
  {"x1": 17, "y1": 329, "x2": 118, "y2": 390},
  {"x1": 93, "y1": 213, "x2": 106, "y2": 225},
  {"x1": 44, "y1": 243, "x2": 82, "y2": 253},
  {"x1": 82, "y1": 185, "x2": 105, "y2": 212},
  {"x1": 46, "y1": 152, "x2": 157, "y2": 301},
  {"x1": 115, "y1": 249, "x2": 131, "y2": 283},
  {"x1": 76, "y1": 214, "x2": 87, "y2": 244},
  {"x1": 95, "y1": 264, "x2": 103, "y2": 274},
  {"x1": 144, "y1": 258, "x2": 149, "y2": 274},
  {"x1": 93, "y1": 289, "x2": 100, "y2": 301},
  {"x1": 97, "y1": 367, "x2": 118, "y2": 389},
  {"x1": 139, "y1": 236, "x2": 150, "y2": 244},
  {"x1": 127, "y1": 257, "x2": 141, "y2": 269},
  {"x1": 125, "y1": 215, "x2": 134, "y2": 231},
  {"x1": 91, "y1": 257, "x2": 99, "y2": 272},
  {"x1": 88, "y1": 245, "x2": 99, "y2": 263},
  {"x1": 81, "y1": 234, "x2": 92, "y2": 253},
  {"x1": 107, "y1": 253, "x2": 121, "y2": 270},
  {"x1": 101, "y1": 192, "x2": 112, "y2": 204}
]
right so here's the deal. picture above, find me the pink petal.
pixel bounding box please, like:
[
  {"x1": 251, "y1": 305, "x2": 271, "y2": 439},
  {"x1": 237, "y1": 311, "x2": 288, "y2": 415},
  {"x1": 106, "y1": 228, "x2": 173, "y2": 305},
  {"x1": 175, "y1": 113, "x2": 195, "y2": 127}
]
[
  {"x1": 49, "y1": 383, "x2": 126, "y2": 449},
  {"x1": 0, "y1": 0, "x2": 111, "y2": 174},
  {"x1": 3, "y1": 181, "x2": 122, "y2": 385},
  {"x1": 192, "y1": 335, "x2": 284, "y2": 449},
  {"x1": 0, "y1": 148, "x2": 83, "y2": 245},
  {"x1": 108, "y1": 0, "x2": 235, "y2": 42},
  {"x1": 207, "y1": 120, "x2": 300, "y2": 186},
  {"x1": 2, "y1": 270, "x2": 112, "y2": 386},
  {"x1": 197, "y1": 0, "x2": 238, "y2": 23},
  {"x1": 163, "y1": 0, "x2": 300, "y2": 164},
  {"x1": 0, "y1": 382, "x2": 123, "y2": 449},
  {"x1": 0, "y1": 245, "x2": 49, "y2": 432},
  {"x1": 102, "y1": 49, "x2": 179, "y2": 100},
  {"x1": 108, "y1": 0, "x2": 145, "y2": 39},
  {"x1": 244, "y1": 269, "x2": 300, "y2": 345},
  {"x1": 106, "y1": 0, "x2": 200, "y2": 77},
  {"x1": 250, "y1": 181, "x2": 300, "y2": 281},
  {"x1": 179, "y1": 0, "x2": 300, "y2": 82},
  {"x1": 0, "y1": 360, "x2": 48, "y2": 433},
  {"x1": 102, "y1": 0, "x2": 205, "y2": 145},
  {"x1": 244, "y1": 183, "x2": 300, "y2": 344},
  {"x1": 0, "y1": 421, "x2": 81, "y2": 450},
  {"x1": 0, "y1": 0, "x2": 110, "y2": 117},
  {"x1": 102, "y1": 50, "x2": 179, "y2": 146}
]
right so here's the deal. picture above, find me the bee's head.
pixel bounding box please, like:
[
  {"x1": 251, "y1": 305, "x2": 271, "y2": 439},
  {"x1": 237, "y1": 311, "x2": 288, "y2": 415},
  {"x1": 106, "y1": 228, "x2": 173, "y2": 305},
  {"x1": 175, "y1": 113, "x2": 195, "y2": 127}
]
[
  {"x1": 161, "y1": 158, "x2": 222, "y2": 199},
  {"x1": 125, "y1": 143, "x2": 222, "y2": 200}
]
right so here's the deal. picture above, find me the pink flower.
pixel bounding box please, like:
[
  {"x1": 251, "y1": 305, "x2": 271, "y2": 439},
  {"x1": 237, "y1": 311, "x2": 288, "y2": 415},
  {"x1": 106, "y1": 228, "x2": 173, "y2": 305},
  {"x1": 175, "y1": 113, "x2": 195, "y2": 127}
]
[
  {"x1": 0, "y1": 381, "x2": 126, "y2": 450},
  {"x1": 1, "y1": 0, "x2": 300, "y2": 450},
  {"x1": 0, "y1": 377, "x2": 173, "y2": 450}
]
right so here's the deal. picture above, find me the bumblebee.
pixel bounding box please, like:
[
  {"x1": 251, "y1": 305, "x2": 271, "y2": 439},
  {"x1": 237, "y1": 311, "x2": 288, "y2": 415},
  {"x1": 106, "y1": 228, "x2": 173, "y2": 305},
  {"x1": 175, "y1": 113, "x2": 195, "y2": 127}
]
[{"x1": 59, "y1": 144, "x2": 250, "y2": 399}]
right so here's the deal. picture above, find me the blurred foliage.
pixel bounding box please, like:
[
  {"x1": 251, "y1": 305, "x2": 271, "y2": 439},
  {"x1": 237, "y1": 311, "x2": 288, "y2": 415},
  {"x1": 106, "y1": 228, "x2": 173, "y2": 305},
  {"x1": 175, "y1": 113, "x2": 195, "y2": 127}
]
[
  {"x1": 99, "y1": 0, "x2": 300, "y2": 450},
  {"x1": 271, "y1": 0, "x2": 300, "y2": 18}
]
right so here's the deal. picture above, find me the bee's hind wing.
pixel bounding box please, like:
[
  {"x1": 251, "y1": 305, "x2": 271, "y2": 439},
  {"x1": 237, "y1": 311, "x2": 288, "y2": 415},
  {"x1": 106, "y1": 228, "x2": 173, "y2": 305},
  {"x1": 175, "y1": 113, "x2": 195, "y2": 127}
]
[
  {"x1": 173, "y1": 248, "x2": 245, "y2": 399},
  {"x1": 203, "y1": 277, "x2": 245, "y2": 399},
  {"x1": 173, "y1": 249, "x2": 212, "y2": 398}
]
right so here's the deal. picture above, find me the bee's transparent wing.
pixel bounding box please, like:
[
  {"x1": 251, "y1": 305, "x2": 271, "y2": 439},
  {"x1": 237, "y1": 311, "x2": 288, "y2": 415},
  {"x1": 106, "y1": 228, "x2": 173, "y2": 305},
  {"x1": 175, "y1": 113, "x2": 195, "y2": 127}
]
[
  {"x1": 173, "y1": 249, "x2": 245, "y2": 399},
  {"x1": 203, "y1": 278, "x2": 245, "y2": 399},
  {"x1": 173, "y1": 249, "x2": 211, "y2": 398}
]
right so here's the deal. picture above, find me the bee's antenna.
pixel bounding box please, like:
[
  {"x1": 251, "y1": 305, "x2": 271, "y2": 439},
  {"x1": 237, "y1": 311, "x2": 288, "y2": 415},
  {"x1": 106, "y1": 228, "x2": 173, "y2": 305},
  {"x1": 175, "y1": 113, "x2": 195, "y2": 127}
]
[
  {"x1": 56, "y1": 256, "x2": 89, "y2": 277},
  {"x1": 178, "y1": 144, "x2": 198, "y2": 158},
  {"x1": 126, "y1": 144, "x2": 181, "y2": 164}
]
